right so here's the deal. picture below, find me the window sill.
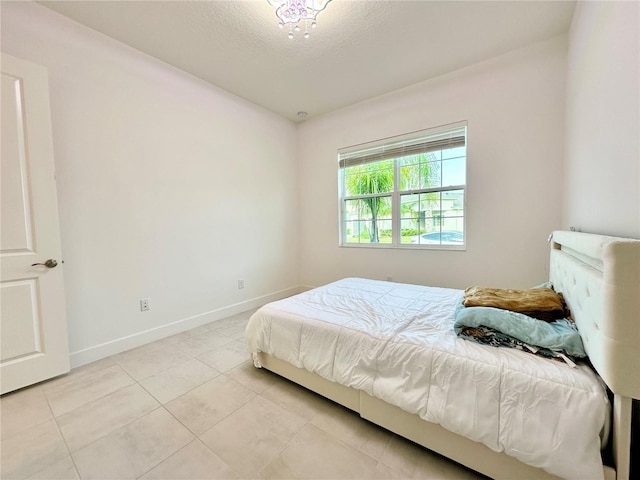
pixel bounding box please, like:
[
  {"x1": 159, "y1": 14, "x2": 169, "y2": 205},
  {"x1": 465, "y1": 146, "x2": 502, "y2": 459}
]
[{"x1": 339, "y1": 243, "x2": 466, "y2": 251}]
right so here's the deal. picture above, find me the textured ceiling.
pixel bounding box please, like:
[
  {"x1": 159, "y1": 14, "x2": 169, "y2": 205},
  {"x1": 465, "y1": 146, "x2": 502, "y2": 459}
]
[{"x1": 39, "y1": 1, "x2": 576, "y2": 122}]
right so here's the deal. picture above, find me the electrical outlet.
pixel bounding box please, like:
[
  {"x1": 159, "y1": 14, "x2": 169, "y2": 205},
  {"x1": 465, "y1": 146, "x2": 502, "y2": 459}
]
[
  {"x1": 238, "y1": 279, "x2": 245, "y2": 289},
  {"x1": 140, "y1": 298, "x2": 150, "y2": 311}
]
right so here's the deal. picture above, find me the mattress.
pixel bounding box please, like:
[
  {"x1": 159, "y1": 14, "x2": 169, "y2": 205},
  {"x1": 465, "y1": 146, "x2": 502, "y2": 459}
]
[{"x1": 245, "y1": 278, "x2": 609, "y2": 480}]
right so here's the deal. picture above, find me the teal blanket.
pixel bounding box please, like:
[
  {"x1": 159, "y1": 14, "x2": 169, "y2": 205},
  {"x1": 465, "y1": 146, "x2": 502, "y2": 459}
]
[{"x1": 454, "y1": 302, "x2": 586, "y2": 358}]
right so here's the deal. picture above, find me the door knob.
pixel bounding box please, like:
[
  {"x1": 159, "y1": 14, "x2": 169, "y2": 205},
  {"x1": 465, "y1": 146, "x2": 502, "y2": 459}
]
[{"x1": 31, "y1": 259, "x2": 58, "y2": 268}]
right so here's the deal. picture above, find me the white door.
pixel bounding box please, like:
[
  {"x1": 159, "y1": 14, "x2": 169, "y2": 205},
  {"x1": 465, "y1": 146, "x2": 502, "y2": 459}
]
[{"x1": 1, "y1": 53, "x2": 69, "y2": 394}]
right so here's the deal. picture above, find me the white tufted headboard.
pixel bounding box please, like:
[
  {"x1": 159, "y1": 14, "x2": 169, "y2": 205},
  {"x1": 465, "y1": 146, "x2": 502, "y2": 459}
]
[{"x1": 550, "y1": 230, "x2": 639, "y2": 400}]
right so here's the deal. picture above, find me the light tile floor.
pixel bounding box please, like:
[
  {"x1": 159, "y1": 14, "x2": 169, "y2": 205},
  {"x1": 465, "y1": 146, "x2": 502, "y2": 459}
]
[{"x1": 1, "y1": 309, "x2": 485, "y2": 480}]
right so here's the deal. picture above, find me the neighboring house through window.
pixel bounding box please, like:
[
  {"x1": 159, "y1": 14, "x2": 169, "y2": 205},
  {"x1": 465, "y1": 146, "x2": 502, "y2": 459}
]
[{"x1": 338, "y1": 122, "x2": 467, "y2": 248}]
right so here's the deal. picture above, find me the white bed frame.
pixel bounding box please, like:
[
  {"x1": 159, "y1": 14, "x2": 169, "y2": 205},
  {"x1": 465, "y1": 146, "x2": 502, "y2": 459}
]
[{"x1": 256, "y1": 231, "x2": 639, "y2": 480}]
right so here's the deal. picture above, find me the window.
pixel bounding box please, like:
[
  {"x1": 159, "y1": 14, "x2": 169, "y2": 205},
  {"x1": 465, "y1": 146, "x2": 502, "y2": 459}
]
[{"x1": 338, "y1": 123, "x2": 466, "y2": 248}]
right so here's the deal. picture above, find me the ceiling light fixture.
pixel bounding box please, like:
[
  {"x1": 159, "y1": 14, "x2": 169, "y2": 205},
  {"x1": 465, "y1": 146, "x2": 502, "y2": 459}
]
[{"x1": 268, "y1": 0, "x2": 332, "y2": 39}]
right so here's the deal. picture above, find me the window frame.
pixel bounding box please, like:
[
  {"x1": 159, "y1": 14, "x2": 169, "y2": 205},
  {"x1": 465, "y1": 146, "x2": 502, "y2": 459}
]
[{"x1": 338, "y1": 122, "x2": 467, "y2": 250}]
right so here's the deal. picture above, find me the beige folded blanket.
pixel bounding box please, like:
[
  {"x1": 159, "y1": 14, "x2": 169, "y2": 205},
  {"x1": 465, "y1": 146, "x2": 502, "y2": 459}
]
[{"x1": 463, "y1": 286, "x2": 566, "y2": 322}]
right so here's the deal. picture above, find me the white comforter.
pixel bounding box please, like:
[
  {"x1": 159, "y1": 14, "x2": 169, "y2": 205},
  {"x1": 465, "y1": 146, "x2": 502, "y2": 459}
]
[{"x1": 245, "y1": 278, "x2": 609, "y2": 480}]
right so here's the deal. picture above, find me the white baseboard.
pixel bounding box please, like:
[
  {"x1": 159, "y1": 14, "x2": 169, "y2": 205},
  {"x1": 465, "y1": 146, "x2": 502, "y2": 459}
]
[{"x1": 69, "y1": 285, "x2": 303, "y2": 369}]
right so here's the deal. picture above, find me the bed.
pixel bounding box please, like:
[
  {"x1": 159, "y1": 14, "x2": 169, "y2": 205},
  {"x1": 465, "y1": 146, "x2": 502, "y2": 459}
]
[{"x1": 245, "y1": 231, "x2": 639, "y2": 480}]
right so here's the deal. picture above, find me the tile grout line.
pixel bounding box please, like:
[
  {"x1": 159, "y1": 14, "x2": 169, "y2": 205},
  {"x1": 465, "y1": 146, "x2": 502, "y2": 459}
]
[
  {"x1": 145, "y1": 398, "x2": 247, "y2": 477},
  {"x1": 43, "y1": 367, "x2": 156, "y2": 479},
  {"x1": 0, "y1": 388, "x2": 51, "y2": 444},
  {"x1": 137, "y1": 366, "x2": 222, "y2": 407},
  {"x1": 114, "y1": 346, "x2": 196, "y2": 383},
  {"x1": 42, "y1": 385, "x2": 82, "y2": 480}
]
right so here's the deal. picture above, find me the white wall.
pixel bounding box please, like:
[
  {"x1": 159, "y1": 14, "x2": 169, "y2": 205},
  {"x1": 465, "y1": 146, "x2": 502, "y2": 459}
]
[
  {"x1": 297, "y1": 37, "x2": 568, "y2": 290},
  {"x1": 1, "y1": 2, "x2": 299, "y2": 365},
  {"x1": 564, "y1": 3, "x2": 640, "y2": 472},
  {"x1": 564, "y1": 1, "x2": 640, "y2": 238},
  {"x1": 7, "y1": 0, "x2": 634, "y2": 368}
]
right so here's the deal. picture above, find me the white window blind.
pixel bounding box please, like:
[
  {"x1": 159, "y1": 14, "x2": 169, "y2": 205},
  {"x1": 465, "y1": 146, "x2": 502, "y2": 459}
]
[{"x1": 338, "y1": 126, "x2": 466, "y2": 169}]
